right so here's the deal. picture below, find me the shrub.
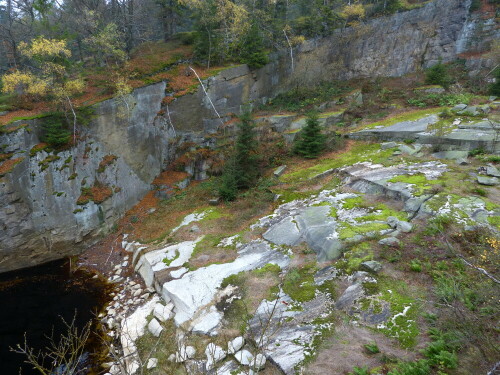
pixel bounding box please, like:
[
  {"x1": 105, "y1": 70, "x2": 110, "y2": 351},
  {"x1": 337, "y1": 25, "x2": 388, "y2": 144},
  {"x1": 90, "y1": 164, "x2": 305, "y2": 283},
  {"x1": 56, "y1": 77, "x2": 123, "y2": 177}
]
[
  {"x1": 293, "y1": 112, "x2": 326, "y2": 158},
  {"x1": 469, "y1": 147, "x2": 485, "y2": 156},
  {"x1": 409, "y1": 260, "x2": 422, "y2": 272},
  {"x1": 364, "y1": 342, "x2": 380, "y2": 354},
  {"x1": 425, "y1": 62, "x2": 451, "y2": 88},
  {"x1": 349, "y1": 366, "x2": 370, "y2": 375},
  {"x1": 470, "y1": 0, "x2": 481, "y2": 12},
  {"x1": 173, "y1": 31, "x2": 197, "y2": 45},
  {"x1": 387, "y1": 360, "x2": 431, "y2": 375}
]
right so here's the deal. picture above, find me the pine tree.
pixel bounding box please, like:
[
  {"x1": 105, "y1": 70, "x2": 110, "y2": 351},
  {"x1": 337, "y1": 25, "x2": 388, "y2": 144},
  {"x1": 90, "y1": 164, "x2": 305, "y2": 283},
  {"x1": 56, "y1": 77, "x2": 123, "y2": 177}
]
[
  {"x1": 489, "y1": 68, "x2": 500, "y2": 96},
  {"x1": 218, "y1": 111, "x2": 260, "y2": 201},
  {"x1": 239, "y1": 23, "x2": 269, "y2": 69},
  {"x1": 293, "y1": 112, "x2": 325, "y2": 159},
  {"x1": 42, "y1": 117, "x2": 71, "y2": 147},
  {"x1": 218, "y1": 158, "x2": 238, "y2": 201},
  {"x1": 234, "y1": 111, "x2": 259, "y2": 189}
]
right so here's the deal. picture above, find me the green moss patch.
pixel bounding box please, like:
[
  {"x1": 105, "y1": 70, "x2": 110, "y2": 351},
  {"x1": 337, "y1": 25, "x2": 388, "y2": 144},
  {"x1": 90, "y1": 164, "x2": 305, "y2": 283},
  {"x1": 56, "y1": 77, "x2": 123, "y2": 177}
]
[
  {"x1": 388, "y1": 173, "x2": 441, "y2": 196},
  {"x1": 282, "y1": 143, "x2": 394, "y2": 183},
  {"x1": 355, "y1": 203, "x2": 407, "y2": 223},
  {"x1": 342, "y1": 242, "x2": 374, "y2": 273},
  {"x1": 338, "y1": 222, "x2": 390, "y2": 240},
  {"x1": 283, "y1": 265, "x2": 318, "y2": 303},
  {"x1": 487, "y1": 216, "x2": 500, "y2": 229},
  {"x1": 376, "y1": 278, "x2": 421, "y2": 348},
  {"x1": 360, "y1": 107, "x2": 445, "y2": 130}
]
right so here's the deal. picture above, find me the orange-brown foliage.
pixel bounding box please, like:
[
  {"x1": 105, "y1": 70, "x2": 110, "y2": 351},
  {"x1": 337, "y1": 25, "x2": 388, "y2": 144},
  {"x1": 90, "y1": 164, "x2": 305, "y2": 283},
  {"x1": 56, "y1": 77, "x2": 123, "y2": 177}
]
[{"x1": 0, "y1": 157, "x2": 23, "y2": 176}]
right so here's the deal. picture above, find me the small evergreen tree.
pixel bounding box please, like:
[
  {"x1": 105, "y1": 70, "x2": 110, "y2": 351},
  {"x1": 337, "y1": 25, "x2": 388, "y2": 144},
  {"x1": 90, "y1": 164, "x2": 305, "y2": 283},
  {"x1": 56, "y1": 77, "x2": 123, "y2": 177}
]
[
  {"x1": 218, "y1": 158, "x2": 238, "y2": 201},
  {"x1": 293, "y1": 112, "x2": 326, "y2": 158},
  {"x1": 218, "y1": 111, "x2": 260, "y2": 201},
  {"x1": 234, "y1": 111, "x2": 259, "y2": 189},
  {"x1": 239, "y1": 23, "x2": 269, "y2": 69},
  {"x1": 489, "y1": 68, "x2": 500, "y2": 96},
  {"x1": 42, "y1": 117, "x2": 71, "y2": 147}
]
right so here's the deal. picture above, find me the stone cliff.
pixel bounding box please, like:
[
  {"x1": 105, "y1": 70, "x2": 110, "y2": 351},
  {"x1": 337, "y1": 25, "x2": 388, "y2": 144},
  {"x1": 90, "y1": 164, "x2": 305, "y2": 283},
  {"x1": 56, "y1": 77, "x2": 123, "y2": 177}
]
[
  {"x1": 0, "y1": 83, "x2": 169, "y2": 272},
  {"x1": 0, "y1": 0, "x2": 496, "y2": 272}
]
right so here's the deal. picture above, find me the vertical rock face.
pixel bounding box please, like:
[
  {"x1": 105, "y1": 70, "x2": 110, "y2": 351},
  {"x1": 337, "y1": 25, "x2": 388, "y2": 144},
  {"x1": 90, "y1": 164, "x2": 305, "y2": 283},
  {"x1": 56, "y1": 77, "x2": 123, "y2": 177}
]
[
  {"x1": 0, "y1": 82, "x2": 169, "y2": 273},
  {"x1": 168, "y1": 0, "x2": 494, "y2": 132},
  {"x1": 289, "y1": 0, "x2": 485, "y2": 84}
]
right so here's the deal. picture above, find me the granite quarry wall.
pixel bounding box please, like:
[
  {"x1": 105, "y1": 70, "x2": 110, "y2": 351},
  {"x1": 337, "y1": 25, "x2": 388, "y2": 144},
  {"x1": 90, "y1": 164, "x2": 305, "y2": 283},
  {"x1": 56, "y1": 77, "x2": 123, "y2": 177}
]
[{"x1": 0, "y1": 0, "x2": 496, "y2": 272}]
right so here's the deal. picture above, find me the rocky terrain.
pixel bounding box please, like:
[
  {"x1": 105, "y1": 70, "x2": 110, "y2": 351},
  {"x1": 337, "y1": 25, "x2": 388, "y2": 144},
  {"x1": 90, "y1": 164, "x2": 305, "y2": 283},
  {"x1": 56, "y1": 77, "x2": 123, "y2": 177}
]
[
  {"x1": 1, "y1": 0, "x2": 498, "y2": 273},
  {"x1": 94, "y1": 92, "x2": 499, "y2": 375},
  {"x1": 0, "y1": 0, "x2": 498, "y2": 374}
]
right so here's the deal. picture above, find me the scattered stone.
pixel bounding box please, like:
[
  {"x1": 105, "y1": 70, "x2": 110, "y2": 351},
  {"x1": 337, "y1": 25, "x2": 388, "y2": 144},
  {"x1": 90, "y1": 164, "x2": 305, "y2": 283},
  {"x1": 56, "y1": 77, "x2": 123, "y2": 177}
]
[
  {"x1": 456, "y1": 158, "x2": 468, "y2": 165},
  {"x1": 147, "y1": 318, "x2": 163, "y2": 337},
  {"x1": 458, "y1": 106, "x2": 479, "y2": 116},
  {"x1": 122, "y1": 260, "x2": 129, "y2": 267},
  {"x1": 360, "y1": 261, "x2": 383, "y2": 273},
  {"x1": 274, "y1": 165, "x2": 287, "y2": 177},
  {"x1": 146, "y1": 358, "x2": 158, "y2": 369},
  {"x1": 399, "y1": 144, "x2": 419, "y2": 155},
  {"x1": 478, "y1": 176, "x2": 499, "y2": 186},
  {"x1": 252, "y1": 354, "x2": 267, "y2": 370},
  {"x1": 314, "y1": 266, "x2": 338, "y2": 285},
  {"x1": 336, "y1": 283, "x2": 365, "y2": 310},
  {"x1": 381, "y1": 142, "x2": 397, "y2": 150},
  {"x1": 432, "y1": 150, "x2": 469, "y2": 160},
  {"x1": 386, "y1": 216, "x2": 399, "y2": 229},
  {"x1": 120, "y1": 296, "x2": 160, "y2": 372},
  {"x1": 234, "y1": 350, "x2": 254, "y2": 366},
  {"x1": 133, "y1": 289, "x2": 143, "y2": 297},
  {"x1": 378, "y1": 237, "x2": 400, "y2": 247},
  {"x1": 452, "y1": 103, "x2": 468, "y2": 112},
  {"x1": 228, "y1": 336, "x2": 245, "y2": 354},
  {"x1": 397, "y1": 221, "x2": 413, "y2": 233},
  {"x1": 176, "y1": 346, "x2": 196, "y2": 362},
  {"x1": 148, "y1": 208, "x2": 156, "y2": 214},
  {"x1": 163, "y1": 240, "x2": 289, "y2": 330},
  {"x1": 209, "y1": 198, "x2": 220, "y2": 206},
  {"x1": 205, "y1": 343, "x2": 226, "y2": 370},
  {"x1": 153, "y1": 303, "x2": 173, "y2": 322},
  {"x1": 486, "y1": 165, "x2": 500, "y2": 178},
  {"x1": 168, "y1": 354, "x2": 176, "y2": 362},
  {"x1": 190, "y1": 225, "x2": 201, "y2": 233}
]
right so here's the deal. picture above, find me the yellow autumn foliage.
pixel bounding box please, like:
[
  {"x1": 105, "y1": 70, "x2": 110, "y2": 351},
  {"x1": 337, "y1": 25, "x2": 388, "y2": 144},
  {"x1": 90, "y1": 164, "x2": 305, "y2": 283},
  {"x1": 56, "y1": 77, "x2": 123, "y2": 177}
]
[
  {"x1": 340, "y1": 3, "x2": 366, "y2": 20},
  {"x1": 19, "y1": 37, "x2": 71, "y2": 60},
  {"x1": 1, "y1": 71, "x2": 49, "y2": 96},
  {"x1": 1, "y1": 37, "x2": 84, "y2": 102}
]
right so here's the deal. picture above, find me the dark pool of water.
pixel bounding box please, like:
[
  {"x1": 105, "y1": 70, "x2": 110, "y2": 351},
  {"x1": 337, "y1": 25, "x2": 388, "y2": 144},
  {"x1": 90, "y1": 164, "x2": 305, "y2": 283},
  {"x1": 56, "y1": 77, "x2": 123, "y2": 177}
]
[{"x1": 0, "y1": 260, "x2": 111, "y2": 375}]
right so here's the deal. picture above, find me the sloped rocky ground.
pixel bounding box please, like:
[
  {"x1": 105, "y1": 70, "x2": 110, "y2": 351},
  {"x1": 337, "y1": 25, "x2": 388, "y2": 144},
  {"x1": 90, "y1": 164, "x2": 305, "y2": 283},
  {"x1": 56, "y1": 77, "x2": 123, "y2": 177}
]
[{"x1": 95, "y1": 95, "x2": 499, "y2": 375}]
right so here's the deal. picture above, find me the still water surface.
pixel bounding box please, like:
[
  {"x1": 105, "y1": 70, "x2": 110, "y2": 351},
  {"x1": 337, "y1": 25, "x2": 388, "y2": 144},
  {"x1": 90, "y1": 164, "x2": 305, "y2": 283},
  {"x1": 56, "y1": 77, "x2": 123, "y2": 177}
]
[{"x1": 0, "y1": 260, "x2": 110, "y2": 375}]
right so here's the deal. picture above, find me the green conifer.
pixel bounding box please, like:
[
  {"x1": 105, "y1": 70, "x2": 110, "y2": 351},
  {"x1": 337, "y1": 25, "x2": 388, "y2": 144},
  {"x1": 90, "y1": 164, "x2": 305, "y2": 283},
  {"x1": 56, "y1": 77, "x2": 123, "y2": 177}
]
[
  {"x1": 239, "y1": 23, "x2": 269, "y2": 69},
  {"x1": 293, "y1": 112, "x2": 325, "y2": 158}
]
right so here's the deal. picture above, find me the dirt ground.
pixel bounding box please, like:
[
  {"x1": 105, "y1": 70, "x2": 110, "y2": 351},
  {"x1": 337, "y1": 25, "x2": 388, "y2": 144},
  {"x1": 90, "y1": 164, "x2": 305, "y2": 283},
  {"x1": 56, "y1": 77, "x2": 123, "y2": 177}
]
[{"x1": 305, "y1": 323, "x2": 420, "y2": 375}]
